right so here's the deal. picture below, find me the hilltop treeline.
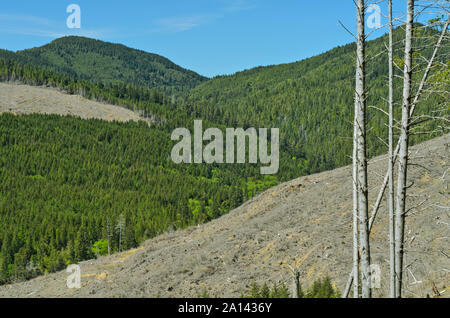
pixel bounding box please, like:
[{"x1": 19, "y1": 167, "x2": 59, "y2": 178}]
[{"x1": 0, "y1": 36, "x2": 207, "y2": 95}]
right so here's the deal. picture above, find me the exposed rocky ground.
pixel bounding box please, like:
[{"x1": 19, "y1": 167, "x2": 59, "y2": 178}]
[
  {"x1": 0, "y1": 88, "x2": 448, "y2": 297},
  {"x1": 0, "y1": 83, "x2": 143, "y2": 122}
]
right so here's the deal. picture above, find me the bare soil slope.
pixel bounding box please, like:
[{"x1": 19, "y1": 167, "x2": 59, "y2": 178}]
[
  {"x1": 0, "y1": 83, "x2": 142, "y2": 122},
  {"x1": 1, "y1": 134, "x2": 448, "y2": 298}
]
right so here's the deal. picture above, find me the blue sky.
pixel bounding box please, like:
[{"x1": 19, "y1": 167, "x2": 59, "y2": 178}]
[{"x1": 0, "y1": 0, "x2": 417, "y2": 77}]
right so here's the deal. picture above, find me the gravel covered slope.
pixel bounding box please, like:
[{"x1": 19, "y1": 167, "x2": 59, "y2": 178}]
[{"x1": 1, "y1": 134, "x2": 449, "y2": 298}]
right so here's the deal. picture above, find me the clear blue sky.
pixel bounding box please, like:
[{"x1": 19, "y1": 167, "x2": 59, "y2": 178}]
[{"x1": 0, "y1": 0, "x2": 414, "y2": 77}]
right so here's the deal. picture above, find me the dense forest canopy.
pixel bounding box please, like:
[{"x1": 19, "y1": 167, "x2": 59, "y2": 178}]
[
  {"x1": 0, "y1": 113, "x2": 277, "y2": 282},
  {"x1": 184, "y1": 26, "x2": 448, "y2": 177}
]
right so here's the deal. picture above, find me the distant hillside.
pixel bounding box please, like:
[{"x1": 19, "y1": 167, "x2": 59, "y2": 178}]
[
  {"x1": 0, "y1": 28, "x2": 447, "y2": 182},
  {"x1": 0, "y1": 36, "x2": 207, "y2": 95},
  {"x1": 183, "y1": 26, "x2": 448, "y2": 179}
]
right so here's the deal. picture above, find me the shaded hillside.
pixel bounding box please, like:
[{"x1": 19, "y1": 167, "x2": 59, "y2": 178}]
[
  {"x1": 1, "y1": 134, "x2": 448, "y2": 298},
  {"x1": 0, "y1": 36, "x2": 207, "y2": 95}
]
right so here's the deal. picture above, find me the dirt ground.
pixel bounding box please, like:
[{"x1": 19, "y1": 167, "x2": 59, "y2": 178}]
[{"x1": 0, "y1": 83, "x2": 143, "y2": 122}]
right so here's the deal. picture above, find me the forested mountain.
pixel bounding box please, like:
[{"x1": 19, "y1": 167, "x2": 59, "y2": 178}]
[
  {"x1": 0, "y1": 36, "x2": 207, "y2": 95},
  {"x1": 0, "y1": 25, "x2": 447, "y2": 284},
  {"x1": 183, "y1": 26, "x2": 448, "y2": 178}
]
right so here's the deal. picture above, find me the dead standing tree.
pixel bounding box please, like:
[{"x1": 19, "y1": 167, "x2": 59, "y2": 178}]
[
  {"x1": 116, "y1": 214, "x2": 125, "y2": 252},
  {"x1": 343, "y1": 11, "x2": 450, "y2": 298},
  {"x1": 287, "y1": 265, "x2": 301, "y2": 298},
  {"x1": 394, "y1": 0, "x2": 414, "y2": 298},
  {"x1": 395, "y1": 0, "x2": 449, "y2": 298},
  {"x1": 387, "y1": 0, "x2": 396, "y2": 299},
  {"x1": 340, "y1": 0, "x2": 372, "y2": 298},
  {"x1": 355, "y1": 0, "x2": 372, "y2": 298}
]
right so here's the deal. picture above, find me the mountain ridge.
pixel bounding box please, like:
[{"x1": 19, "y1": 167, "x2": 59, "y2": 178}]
[{"x1": 0, "y1": 36, "x2": 207, "y2": 95}]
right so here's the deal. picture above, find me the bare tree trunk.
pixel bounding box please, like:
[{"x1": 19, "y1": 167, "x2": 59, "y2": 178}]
[
  {"x1": 107, "y1": 219, "x2": 111, "y2": 256},
  {"x1": 355, "y1": 0, "x2": 371, "y2": 298},
  {"x1": 352, "y1": 111, "x2": 360, "y2": 298},
  {"x1": 119, "y1": 227, "x2": 122, "y2": 252},
  {"x1": 395, "y1": 0, "x2": 414, "y2": 298},
  {"x1": 292, "y1": 269, "x2": 300, "y2": 298},
  {"x1": 343, "y1": 17, "x2": 449, "y2": 297},
  {"x1": 116, "y1": 214, "x2": 125, "y2": 253},
  {"x1": 387, "y1": 0, "x2": 396, "y2": 299}
]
